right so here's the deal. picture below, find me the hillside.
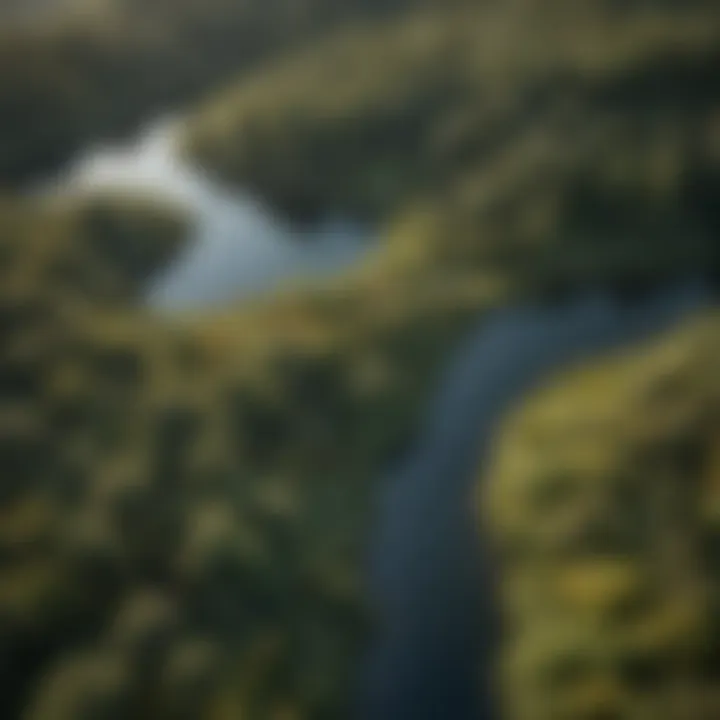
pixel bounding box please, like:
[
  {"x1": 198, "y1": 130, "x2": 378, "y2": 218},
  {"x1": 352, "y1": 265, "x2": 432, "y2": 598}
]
[
  {"x1": 485, "y1": 314, "x2": 720, "y2": 720},
  {"x1": 184, "y1": 1, "x2": 720, "y2": 293},
  {"x1": 1, "y1": 190, "x2": 486, "y2": 719}
]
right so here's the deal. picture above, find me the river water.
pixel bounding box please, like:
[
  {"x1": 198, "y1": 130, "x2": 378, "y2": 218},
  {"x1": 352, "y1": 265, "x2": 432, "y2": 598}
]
[
  {"x1": 46, "y1": 118, "x2": 369, "y2": 311},
  {"x1": 360, "y1": 282, "x2": 711, "y2": 720},
  {"x1": 46, "y1": 119, "x2": 713, "y2": 719}
]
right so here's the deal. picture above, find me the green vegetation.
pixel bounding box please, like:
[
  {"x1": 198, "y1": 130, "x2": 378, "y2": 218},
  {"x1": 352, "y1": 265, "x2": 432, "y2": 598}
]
[
  {"x1": 0, "y1": 192, "x2": 190, "y2": 304},
  {"x1": 0, "y1": 189, "x2": 491, "y2": 718},
  {"x1": 1, "y1": 1, "x2": 719, "y2": 718},
  {"x1": 185, "y1": 0, "x2": 720, "y2": 292},
  {"x1": 0, "y1": 0, "x2": 453, "y2": 186},
  {"x1": 484, "y1": 314, "x2": 720, "y2": 720}
]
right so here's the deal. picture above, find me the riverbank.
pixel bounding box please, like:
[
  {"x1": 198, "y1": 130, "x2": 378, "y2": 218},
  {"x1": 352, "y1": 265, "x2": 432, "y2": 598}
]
[{"x1": 485, "y1": 309, "x2": 720, "y2": 720}]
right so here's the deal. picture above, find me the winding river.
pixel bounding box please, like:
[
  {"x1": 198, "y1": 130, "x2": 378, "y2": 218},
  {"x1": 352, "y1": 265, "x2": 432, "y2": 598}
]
[
  {"x1": 360, "y1": 282, "x2": 711, "y2": 720},
  {"x1": 47, "y1": 118, "x2": 369, "y2": 311},
  {"x1": 50, "y1": 120, "x2": 712, "y2": 719}
]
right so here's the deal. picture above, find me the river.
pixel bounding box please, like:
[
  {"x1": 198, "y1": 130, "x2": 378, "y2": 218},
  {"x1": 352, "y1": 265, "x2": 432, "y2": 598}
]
[
  {"x1": 359, "y1": 282, "x2": 711, "y2": 720},
  {"x1": 45, "y1": 117, "x2": 369, "y2": 311},
  {"x1": 46, "y1": 119, "x2": 713, "y2": 720}
]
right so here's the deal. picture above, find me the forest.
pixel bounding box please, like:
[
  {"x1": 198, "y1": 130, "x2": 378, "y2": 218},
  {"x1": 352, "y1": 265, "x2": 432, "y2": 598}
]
[{"x1": 0, "y1": 1, "x2": 719, "y2": 719}]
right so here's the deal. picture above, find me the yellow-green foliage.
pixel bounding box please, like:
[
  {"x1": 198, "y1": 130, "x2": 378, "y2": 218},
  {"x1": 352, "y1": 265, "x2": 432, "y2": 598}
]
[
  {"x1": 484, "y1": 315, "x2": 720, "y2": 720},
  {"x1": 0, "y1": 191, "x2": 487, "y2": 718}
]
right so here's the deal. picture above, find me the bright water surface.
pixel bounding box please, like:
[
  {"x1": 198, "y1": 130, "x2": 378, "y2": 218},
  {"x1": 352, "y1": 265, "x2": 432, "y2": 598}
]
[{"x1": 48, "y1": 118, "x2": 368, "y2": 311}]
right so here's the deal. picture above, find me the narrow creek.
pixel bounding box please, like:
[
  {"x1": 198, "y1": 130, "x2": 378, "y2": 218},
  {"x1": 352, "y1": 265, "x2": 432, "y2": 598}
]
[{"x1": 46, "y1": 119, "x2": 712, "y2": 720}]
